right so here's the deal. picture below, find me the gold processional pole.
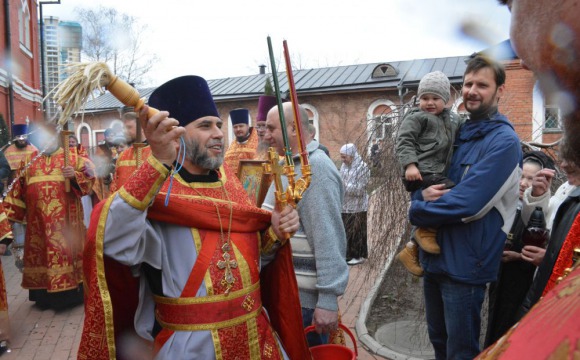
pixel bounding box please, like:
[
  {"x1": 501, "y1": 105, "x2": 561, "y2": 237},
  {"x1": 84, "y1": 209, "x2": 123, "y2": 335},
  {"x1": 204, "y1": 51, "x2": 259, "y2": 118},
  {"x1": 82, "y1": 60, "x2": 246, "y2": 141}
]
[{"x1": 60, "y1": 130, "x2": 73, "y2": 193}]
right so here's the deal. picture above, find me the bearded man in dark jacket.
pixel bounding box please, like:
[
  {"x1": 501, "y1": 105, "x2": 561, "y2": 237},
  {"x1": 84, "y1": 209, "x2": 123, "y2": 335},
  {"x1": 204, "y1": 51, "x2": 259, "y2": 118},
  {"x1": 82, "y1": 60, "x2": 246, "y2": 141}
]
[{"x1": 409, "y1": 55, "x2": 522, "y2": 360}]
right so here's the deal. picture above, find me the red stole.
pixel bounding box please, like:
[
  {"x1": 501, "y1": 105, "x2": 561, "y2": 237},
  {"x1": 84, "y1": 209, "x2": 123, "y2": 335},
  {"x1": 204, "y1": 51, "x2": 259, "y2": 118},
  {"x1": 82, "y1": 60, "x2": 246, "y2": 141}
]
[{"x1": 544, "y1": 213, "x2": 580, "y2": 295}]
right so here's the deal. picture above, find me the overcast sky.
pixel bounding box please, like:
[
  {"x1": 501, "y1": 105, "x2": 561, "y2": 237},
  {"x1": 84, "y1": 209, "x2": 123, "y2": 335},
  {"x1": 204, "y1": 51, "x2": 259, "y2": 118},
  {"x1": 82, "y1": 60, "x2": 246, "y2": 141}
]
[{"x1": 41, "y1": 0, "x2": 512, "y2": 86}]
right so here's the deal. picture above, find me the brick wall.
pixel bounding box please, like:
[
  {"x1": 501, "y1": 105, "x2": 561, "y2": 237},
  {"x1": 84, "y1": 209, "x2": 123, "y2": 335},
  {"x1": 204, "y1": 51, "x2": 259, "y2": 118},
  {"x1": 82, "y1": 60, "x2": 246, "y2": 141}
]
[{"x1": 500, "y1": 60, "x2": 536, "y2": 141}]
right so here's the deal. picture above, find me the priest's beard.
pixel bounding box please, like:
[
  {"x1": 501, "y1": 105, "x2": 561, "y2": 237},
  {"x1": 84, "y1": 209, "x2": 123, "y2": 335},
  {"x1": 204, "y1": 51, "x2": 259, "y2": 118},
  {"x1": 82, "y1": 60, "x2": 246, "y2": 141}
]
[
  {"x1": 235, "y1": 131, "x2": 251, "y2": 143},
  {"x1": 15, "y1": 140, "x2": 28, "y2": 149},
  {"x1": 184, "y1": 137, "x2": 224, "y2": 170},
  {"x1": 257, "y1": 140, "x2": 270, "y2": 154}
]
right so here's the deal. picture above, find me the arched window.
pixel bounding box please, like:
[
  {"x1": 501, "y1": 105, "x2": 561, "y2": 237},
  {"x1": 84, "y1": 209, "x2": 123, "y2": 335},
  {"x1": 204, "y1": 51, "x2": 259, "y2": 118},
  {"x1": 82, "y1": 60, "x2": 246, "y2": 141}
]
[
  {"x1": 367, "y1": 99, "x2": 398, "y2": 144},
  {"x1": 77, "y1": 123, "x2": 92, "y2": 149},
  {"x1": 301, "y1": 103, "x2": 319, "y2": 141},
  {"x1": 18, "y1": 0, "x2": 31, "y2": 50},
  {"x1": 451, "y1": 98, "x2": 468, "y2": 121}
]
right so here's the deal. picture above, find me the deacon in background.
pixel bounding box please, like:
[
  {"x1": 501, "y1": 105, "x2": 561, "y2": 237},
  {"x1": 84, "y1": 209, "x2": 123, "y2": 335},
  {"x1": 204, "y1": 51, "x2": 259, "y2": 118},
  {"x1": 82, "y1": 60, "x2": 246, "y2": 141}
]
[
  {"x1": 224, "y1": 108, "x2": 259, "y2": 174},
  {"x1": 110, "y1": 110, "x2": 151, "y2": 191},
  {"x1": 3, "y1": 124, "x2": 37, "y2": 267},
  {"x1": 4, "y1": 124, "x2": 37, "y2": 179}
]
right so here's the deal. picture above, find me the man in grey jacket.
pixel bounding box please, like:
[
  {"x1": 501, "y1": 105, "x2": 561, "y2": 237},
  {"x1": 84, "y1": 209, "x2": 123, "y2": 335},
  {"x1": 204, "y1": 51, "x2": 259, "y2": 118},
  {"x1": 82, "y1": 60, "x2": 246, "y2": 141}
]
[{"x1": 262, "y1": 102, "x2": 349, "y2": 346}]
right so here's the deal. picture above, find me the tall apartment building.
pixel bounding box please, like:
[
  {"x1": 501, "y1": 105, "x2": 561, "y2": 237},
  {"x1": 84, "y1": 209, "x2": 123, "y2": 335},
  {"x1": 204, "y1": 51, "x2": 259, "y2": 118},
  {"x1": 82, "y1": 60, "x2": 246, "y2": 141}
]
[{"x1": 42, "y1": 16, "x2": 81, "y2": 119}]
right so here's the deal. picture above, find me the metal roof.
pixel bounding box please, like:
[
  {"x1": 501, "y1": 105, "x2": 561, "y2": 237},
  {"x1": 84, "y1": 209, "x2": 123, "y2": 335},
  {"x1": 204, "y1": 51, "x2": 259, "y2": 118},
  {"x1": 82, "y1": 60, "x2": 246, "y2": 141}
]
[
  {"x1": 81, "y1": 55, "x2": 470, "y2": 111},
  {"x1": 80, "y1": 87, "x2": 156, "y2": 113}
]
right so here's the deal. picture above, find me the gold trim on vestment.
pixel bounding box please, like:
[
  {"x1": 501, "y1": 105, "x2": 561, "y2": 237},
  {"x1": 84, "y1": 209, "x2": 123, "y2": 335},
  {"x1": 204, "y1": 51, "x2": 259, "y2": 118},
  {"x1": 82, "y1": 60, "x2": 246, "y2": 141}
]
[
  {"x1": 156, "y1": 191, "x2": 231, "y2": 204},
  {"x1": 148, "y1": 155, "x2": 170, "y2": 175},
  {"x1": 28, "y1": 175, "x2": 65, "y2": 185},
  {"x1": 191, "y1": 228, "x2": 202, "y2": 255},
  {"x1": 173, "y1": 166, "x2": 229, "y2": 189},
  {"x1": 118, "y1": 156, "x2": 169, "y2": 211},
  {"x1": 212, "y1": 328, "x2": 223, "y2": 360},
  {"x1": 116, "y1": 160, "x2": 138, "y2": 167},
  {"x1": 232, "y1": 243, "x2": 252, "y2": 289},
  {"x1": 24, "y1": 265, "x2": 81, "y2": 276},
  {"x1": 153, "y1": 281, "x2": 259, "y2": 305},
  {"x1": 96, "y1": 196, "x2": 117, "y2": 359},
  {"x1": 247, "y1": 316, "x2": 261, "y2": 359},
  {"x1": 156, "y1": 307, "x2": 262, "y2": 331},
  {"x1": 4, "y1": 197, "x2": 26, "y2": 210}
]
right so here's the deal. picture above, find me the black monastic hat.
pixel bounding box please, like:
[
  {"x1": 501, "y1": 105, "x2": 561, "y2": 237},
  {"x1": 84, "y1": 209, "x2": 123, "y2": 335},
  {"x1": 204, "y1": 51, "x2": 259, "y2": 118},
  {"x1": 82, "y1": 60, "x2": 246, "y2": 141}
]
[
  {"x1": 229, "y1": 108, "x2": 250, "y2": 126},
  {"x1": 148, "y1": 75, "x2": 219, "y2": 127}
]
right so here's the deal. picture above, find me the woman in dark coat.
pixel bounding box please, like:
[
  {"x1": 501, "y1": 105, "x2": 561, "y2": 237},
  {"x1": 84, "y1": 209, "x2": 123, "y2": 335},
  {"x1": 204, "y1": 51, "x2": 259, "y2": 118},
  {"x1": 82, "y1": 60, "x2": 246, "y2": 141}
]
[{"x1": 485, "y1": 150, "x2": 556, "y2": 346}]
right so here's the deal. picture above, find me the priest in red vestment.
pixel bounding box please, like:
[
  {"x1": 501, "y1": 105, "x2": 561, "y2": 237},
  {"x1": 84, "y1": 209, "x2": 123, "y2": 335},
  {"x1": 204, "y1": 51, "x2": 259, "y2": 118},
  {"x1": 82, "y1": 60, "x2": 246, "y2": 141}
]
[
  {"x1": 109, "y1": 111, "x2": 152, "y2": 192},
  {"x1": 224, "y1": 108, "x2": 259, "y2": 175},
  {"x1": 79, "y1": 75, "x2": 309, "y2": 360},
  {"x1": 4, "y1": 124, "x2": 37, "y2": 174},
  {"x1": 4, "y1": 125, "x2": 95, "y2": 310}
]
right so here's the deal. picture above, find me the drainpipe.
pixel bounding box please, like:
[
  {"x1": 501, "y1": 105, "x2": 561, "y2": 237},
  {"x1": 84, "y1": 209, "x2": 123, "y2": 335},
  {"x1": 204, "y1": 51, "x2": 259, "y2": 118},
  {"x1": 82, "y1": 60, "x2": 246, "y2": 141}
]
[{"x1": 3, "y1": 0, "x2": 15, "y2": 132}]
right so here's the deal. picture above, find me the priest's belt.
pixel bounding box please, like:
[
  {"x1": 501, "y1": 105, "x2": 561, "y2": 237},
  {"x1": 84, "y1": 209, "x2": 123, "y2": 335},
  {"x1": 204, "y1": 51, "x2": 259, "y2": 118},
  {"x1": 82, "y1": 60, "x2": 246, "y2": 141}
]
[{"x1": 153, "y1": 281, "x2": 262, "y2": 331}]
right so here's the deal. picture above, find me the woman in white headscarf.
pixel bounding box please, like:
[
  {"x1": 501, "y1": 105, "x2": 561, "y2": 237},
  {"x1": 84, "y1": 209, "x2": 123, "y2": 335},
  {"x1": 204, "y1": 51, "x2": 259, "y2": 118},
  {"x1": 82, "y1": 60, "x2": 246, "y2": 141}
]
[{"x1": 340, "y1": 144, "x2": 370, "y2": 265}]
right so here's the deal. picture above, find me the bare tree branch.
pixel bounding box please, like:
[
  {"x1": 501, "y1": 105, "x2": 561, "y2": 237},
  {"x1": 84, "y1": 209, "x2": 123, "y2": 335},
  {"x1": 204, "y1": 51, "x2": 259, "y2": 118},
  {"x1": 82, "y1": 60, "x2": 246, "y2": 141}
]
[{"x1": 74, "y1": 6, "x2": 158, "y2": 87}]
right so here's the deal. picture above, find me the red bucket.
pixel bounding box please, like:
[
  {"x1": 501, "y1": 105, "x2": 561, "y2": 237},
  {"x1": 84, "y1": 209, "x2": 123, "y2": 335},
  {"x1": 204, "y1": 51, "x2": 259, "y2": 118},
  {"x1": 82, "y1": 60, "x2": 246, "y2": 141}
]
[{"x1": 304, "y1": 323, "x2": 358, "y2": 360}]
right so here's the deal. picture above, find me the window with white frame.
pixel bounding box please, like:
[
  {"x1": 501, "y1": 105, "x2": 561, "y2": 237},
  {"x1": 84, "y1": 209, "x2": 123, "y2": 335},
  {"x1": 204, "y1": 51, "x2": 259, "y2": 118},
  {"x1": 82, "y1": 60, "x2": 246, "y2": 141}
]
[
  {"x1": 301, "y1": 103, "x2": 319, "y2": 140},
  {"x1": 544, "y1": 105, "x2": 561, "y2": 130},
  {"x1": 367, "y1": 99, "x2": 398, "y2": 142},
  {"x1": 18, "y1": 0, "x2": 31, "y2": 50},
  {"x1": 451, "y1": 99, "x2": 469, "y2": 121},
  {"x1": 371, "y1": 112, "x2": 398, "y2": 140}
]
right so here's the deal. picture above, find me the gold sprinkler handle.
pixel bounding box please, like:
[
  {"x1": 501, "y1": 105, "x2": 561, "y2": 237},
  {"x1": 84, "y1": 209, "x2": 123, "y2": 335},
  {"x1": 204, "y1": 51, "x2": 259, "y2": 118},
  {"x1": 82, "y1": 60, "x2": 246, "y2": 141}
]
[{"x1": 60, "y1": 130, "x2": 74, "y2": 193}]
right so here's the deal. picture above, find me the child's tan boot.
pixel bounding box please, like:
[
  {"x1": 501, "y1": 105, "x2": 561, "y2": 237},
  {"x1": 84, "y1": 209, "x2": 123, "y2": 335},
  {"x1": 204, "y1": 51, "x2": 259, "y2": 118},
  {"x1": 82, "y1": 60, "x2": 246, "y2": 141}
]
[
  {"x1": 415, "y1": 227, "x2": 441, "y2": 254},
  {"x1": 396, "y1": 242, "x2": 424, "y2": 277}
]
